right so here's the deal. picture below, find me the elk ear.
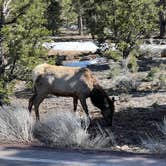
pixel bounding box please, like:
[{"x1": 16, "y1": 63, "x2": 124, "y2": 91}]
[
  {"x1": 112, "y1": 96, "x2": 119, "y2": 102},
  {"x1": 112, "y1": 97, "x2": 115, "y2": 102}
]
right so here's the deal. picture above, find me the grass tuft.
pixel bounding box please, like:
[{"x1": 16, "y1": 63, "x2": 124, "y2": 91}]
[
  {"x1": 0, "y1": 106, "x2": 33, "y2": 143},
  {"x1": 33, "y1": 111, "x2": 116, "y2": 149},
  {"x1": 140, "y1": 117, "x2": 166, "y2": 153}
]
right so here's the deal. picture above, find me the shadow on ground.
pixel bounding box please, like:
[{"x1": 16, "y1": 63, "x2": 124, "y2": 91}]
[
  {"x1": 90, "y1": 104, "x2": 166, "y2": 146},
  {"x1": 107, "y1": 88, "x2": 166, "y2": 97},
  {"x1": 137, "y1": 56, "x2": 166, "y2": 72}
]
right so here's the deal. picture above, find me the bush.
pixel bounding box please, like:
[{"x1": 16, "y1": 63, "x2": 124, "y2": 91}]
[
  {"x1": 159, "y1": 74, "x2": 166, "y2": 89},
  {"x1": 127, "y1": 53, "x2": 139, "y2": 73},
  {"x1": 145, "y1": 67, "x2": 160, "y2": 82},
  {"x1": 0, "y1": 106, "x2": 33, "y2": 143},
  {"x1": 33, "y1": 111, "x2": 116, "y2": 149},
  {"x1": 141, "y1": 117, "x2": 166, "y2": 153},
  {"x1": 0, "y1": 79, "x2": 14, "y2": 105},
  {"x1": 104, "y1": 50, "x2": 122, "y2": 62},
  {"x1": 0, "y1": 106, "x2": 116, "y2": 149},
  {"x1": 112, "y1": 75, "x2": 140, "y2": 93},
  {"x1": 107, "y1": 64, "x2": 122, "y2": 79}
]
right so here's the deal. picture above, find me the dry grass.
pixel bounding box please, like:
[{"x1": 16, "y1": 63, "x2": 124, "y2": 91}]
[
  {"x1": 33, "y1": 111, "x2": 116, "y2": 149},
  {"x1": 0, "y1": 106, "x2": 116, "y2": 149},
  {"x1": 141, "y1": 117, "x2": 166, "y2": 153},
  {"x1": 112, "y1": 74, "x2": 140, "y2": 92},
  {"x1": 0, "y1": 105, "x2": 165, "y2": 153},
  {"x1": 0, "y1": 106, "x2": 33, "y2": 143},
  {"x1": 0, "y1": 107, "x2": 115, "y2": 149}
]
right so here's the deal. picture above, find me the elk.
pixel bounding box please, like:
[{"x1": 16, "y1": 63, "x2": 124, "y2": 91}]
[{"x1": 28, "y1": 63, "x2": 115, "y2": 125}]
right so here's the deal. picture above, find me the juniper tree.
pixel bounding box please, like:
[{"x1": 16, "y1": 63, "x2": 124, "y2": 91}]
[
  {"x1": 84, "y1": 0, "x2": 158, "y2": 68},
  {"x1": 0, "y1": 0, "x2": 49, "y2": 104},
  {"x1": 45, "y1": 0, "x2": 62, "y2": 35}
]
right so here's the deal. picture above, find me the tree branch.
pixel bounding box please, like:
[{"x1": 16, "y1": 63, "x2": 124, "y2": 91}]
[
  {"x1": 5, "y1": 0, "x2": 33, "y2": 25},
  {"x1": 3, "y1": 0, "x2": 13, "y2": 20}
]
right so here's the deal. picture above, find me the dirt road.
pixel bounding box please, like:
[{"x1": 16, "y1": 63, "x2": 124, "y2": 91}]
[{"x1": 0, "y1": 146, "x2": 165, "y2": 166}]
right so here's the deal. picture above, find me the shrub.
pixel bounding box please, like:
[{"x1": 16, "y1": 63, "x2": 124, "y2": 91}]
[
  {"x1": 145, "y1": 67, "x2": 160, "y2": 82},
  {"x1": 33, "y1": 111, "x2": 116, "y2": 149},
  {"x1": 104, "y1": 50, "x2": 122, "y2": 62},
  {"x1": 141, "y1": 117, "x2": 166, "y2": 153},
  {"x1": 107, "y1": 64, "x2": 122, "y2": 79},
  {"x1": 127, "y1": 53, "x2": 139, "y2": 73},
  {"x1": 0, "y1": 106, "x2": 116, "y2": 149},
  {"x1": 113, "y1": 75, "x2": 140, "y2": 93},
  {"x1": 159, "y1": 74, "x2": 166, "y2": 89},
  {"x1": 0, "y1": 106, "x2": 33, "y2": 143}
]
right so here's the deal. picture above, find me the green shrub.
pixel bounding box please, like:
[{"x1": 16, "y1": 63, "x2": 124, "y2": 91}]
[
  {"x1": 159, "y1": 74, "x2": 166, "y2": 89},
  {"x1": 159, "y1": 64, "x2": 166, "y2": 70},
  {"x1": 145, "y1": 67, "x2": 160, "y2": 82},
  {"x1": 108, "y1": 65, "x2": 122, "y2": 79},
  {"x1": 128, "y1": 54, "x2": 138, "y2": 73},
  {"x1": 105, "y1": 50, "x2": 122, "y2": 62},
  {"x1": 113, "y1": 75, "x2": 139, "y2": 93}
]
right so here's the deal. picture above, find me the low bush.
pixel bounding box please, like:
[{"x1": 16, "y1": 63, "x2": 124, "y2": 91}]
[
  {"x1": 145, "y1": 67, "x2": 160, "y2": 82},
  {"x1": 112, "y1": 75, "x2": 140, "y2": 93},
  {"x1": 0, "y1": 106, "x2": 116, "y2": 149},
  {"x1": 0, "y1": 106, "x2": 33, "y2": 143},
  {"x1": 107, "y1": 64, "x2": 122, "y2": 79},
  {"x1": 33, "y1": 111, "x2": 116, "y2": 149},
  {"x1": 141, "y1": 117, "x2": 166, "y2": 153},
  {"x1": 104, "y1": 50, "x2": 122, "y2": 62}
]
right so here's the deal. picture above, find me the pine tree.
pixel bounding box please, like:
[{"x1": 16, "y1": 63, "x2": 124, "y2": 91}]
[
  {"x1": 84, "y1": 0, "x2": 158, "y2": 67},
  {"x1": 46, "y1": 0, "x2": 62, "y2": 35},
  {"x1": 0, "y1": 0, "x2": 49, "y2": 104}
]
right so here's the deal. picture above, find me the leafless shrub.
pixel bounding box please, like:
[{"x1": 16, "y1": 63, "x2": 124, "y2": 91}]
[
  {"x1": 0, "y1": 106, "x2": 33, "y2": 143},
  {"x1": 141, "y1": 117, "x2": 166, "y2": 153},
  {"x1": 158, "y1": 74, "x2": 166, "y2": 89},
  {"x1": 156, "y1": 117, "x2": 166, "y2": 135},
  {"x1": 112, "y1": 75, "x2": 140, "y2": 92},
  {"x1": 108, "y1": 64, "x2": 122, "y2": 79},
  {"x1": 33, "y1": 111, "x2": 116, "y2": 149}
]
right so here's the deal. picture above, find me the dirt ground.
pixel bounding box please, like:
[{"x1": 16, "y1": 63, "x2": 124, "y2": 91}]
[{"x1": 10, "y1": 47, "x2": 166, "y2": 153}]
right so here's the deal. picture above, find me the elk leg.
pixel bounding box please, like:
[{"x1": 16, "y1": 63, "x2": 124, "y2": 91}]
[
  {"x1": 33, "y1": 95, "x2": 46, "y2": 121},
  {"x1": 73, "y1": 97, "x2": 78, "y2": 111},
  {"x1": 79, "y1": 98, "x2": 90, "y2": 118},
  {"x1": 28, "y1": 94, "x2": 36, "y2": 113},
  {"x1": 79, "y1": 97, "x2": 91, "y2": 128}
]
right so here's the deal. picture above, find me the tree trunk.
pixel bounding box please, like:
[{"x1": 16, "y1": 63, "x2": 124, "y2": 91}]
[
  {"x1": 0, "y1": 7, "x2": 5, "y2": 76},
  {"x1": 122, "y1": 57, "x2": 130, "y2": 72},
  {"x1": 78, "y1": 15, "x2": 83, "y2": 35},
  {"x1": 0, "y1": 41, "x2": 5, "y2": 75},
  {"x1": 159, "y1": 11, "x2": 166, "y2": 38},
  {"x1": 159, "y1": 0, "x2": 166, "y2": 38},
  {"x1": 122, "y1": 50, "x2": 130, "y2": 72}
]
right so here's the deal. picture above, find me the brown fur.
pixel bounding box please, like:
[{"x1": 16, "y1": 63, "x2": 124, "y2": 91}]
[{"x1": 29, "y1": 63, "x2": 114, "y2": 125}]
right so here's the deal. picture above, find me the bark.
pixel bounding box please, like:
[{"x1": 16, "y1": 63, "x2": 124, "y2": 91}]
[
  {"x1": 0, "y1": 4, "x2": 5, "y2": 76},
  {"x1": 159, "y1": 0, "x2": 166, "y2": 38},
  {"x1": 78, "y1": 14, "x2": 83, "y2": 35},
  {"x1": 122, "y1": 56, "x2": 130, "y2": 72},
  {"x1": 121, "y1": 49, "x2": 131, "y2": 72},
  {"x1": 159, "y1": 11, "x2": 166, "y2": 38},
  {"x1": 0, "y1": 43, "x2": 5, "y2": 75}
]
